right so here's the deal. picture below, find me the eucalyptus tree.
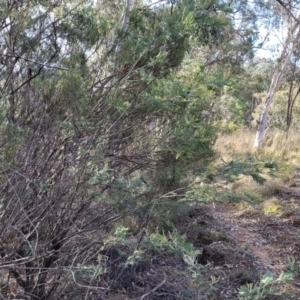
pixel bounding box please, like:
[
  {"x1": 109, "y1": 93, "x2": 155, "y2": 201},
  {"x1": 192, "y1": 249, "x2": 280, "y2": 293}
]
[
  {"x1": 284, "y1": 48, "x2": 300, "y2": 131},
  {"x1": 253, "y1": 0, "x2": 300, "y2": 148}
]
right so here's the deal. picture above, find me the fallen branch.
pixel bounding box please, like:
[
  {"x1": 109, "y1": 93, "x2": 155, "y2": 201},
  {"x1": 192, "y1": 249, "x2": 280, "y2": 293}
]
[{"x1": 138, "y1": 272, "x2": 167, "y2": 300}]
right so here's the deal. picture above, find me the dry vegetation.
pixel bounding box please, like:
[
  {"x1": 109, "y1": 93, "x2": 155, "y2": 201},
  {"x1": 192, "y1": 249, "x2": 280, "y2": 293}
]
[
  {"x1": 210, "y1": 129, "x2": 300, "y2": 299},
  {"x1": 2, "y1": 127, "x2": 300, "y2": 299},
  {"x1": 214, "y1": 128, "x2": 300, "y2": 200},
  {"x1": 83, "y1": 129, "x2": 300, "y2": 300},
  {"x1": 215, "y1": 128, "x2": 300, "y2": 165}
]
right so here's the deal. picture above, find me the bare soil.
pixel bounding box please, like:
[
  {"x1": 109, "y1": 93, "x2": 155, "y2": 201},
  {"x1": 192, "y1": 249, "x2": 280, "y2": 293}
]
[
  {"x1": 196, "y1": 171, "x2": 300, "y2": 299},
  {"x1": 77, "y1": 172, "x2": 300, "y2": 299}
]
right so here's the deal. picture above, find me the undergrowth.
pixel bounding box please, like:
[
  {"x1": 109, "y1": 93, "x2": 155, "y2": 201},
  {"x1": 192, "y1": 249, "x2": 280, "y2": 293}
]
[
  {"x1": 86, "y1": 129, "x2": 300, "y2": 299},
  {"x1": 239, "y1": 272, "x2": 294, "y2": 300}
]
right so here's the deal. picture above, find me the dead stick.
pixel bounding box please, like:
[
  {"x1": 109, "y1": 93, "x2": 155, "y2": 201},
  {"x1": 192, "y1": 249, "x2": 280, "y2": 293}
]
[{"x1": 138, "y1": 272, "x2": 167, "y2": 300}]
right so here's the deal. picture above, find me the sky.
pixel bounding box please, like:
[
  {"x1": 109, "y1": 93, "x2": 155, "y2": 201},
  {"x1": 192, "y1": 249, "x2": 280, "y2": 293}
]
[{"x1": 255, "y1": 25, "x2": 286, "y2": 60}]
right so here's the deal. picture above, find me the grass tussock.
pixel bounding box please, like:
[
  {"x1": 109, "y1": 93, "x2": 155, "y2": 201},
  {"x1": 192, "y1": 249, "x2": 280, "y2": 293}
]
[
  {"x1": 255, "y1": 178, "x2": 286, "y2": 197},
  {"x1": 232, "y1": 175, "x2": 285, "y2": 199},
  {"x1": 262, "y1": 197, "x2": 283, "y2": 216},
  {"x1": 232, "y1": 175, "x2": 284, "y2": 199}
]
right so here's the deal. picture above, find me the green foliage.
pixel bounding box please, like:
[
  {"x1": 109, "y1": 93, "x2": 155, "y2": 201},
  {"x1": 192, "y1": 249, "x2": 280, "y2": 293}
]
[
  {"x1": 239, "y1": 272, "x2": 294, "y2": 300},
  {"x1": 285, "y1": 256, "x2": 300, "y2": 279},
  {"x1": 126, "y1": 249, "x2": 145, "y2": 266},
  {"x1": 183, "y1": 247, "x2": 206, "y2": 284},
  {"x1": 119, "y1": 0, "x2": 230, "y2": 77},
  {"x1": 1, "y1": 124, "x2": 25, "y2": 165},
  {"x1": 183, "y1": 155, "x2": 280, "y2": 205},
  {"x1": 106, "y1": 174, "x2": 150, "y2": 213},
  {"x1": 185, "y1": 184, "x2": 262, "y2": 204},
  {"x1": 144, "y1": 231, "x2": 200, "y2": 257},
  {"x1": 185, "y1": 184, "x2": 218, "y2": 203},
  {"x1": 217, "y1": 121, "x2": 239, "y2": 134},
  {"x1": 114, "y1": 226, "x2": 131, "y2": 239},
  {"x1": 217, "y1": 156, "x2": 278, "y2": 185},
  {"x1": 145, "y1": 70, "x2": 217, "y2": 164},
  {"x1": 70, "y1": 265, "x2": 105, "y2": 283},
  {"x1": 121, "y1": 6, "x2": 188, "y2": 74},
  {"x1": 0, "y1": 0, "x2": 280, "y2": 298},
  {"x1": 57, "y1": 5, "x2": 100, "y2": 48}
]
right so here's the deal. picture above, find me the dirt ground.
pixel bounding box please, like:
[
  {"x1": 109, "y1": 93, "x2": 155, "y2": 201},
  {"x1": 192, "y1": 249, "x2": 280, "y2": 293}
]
[
  {"x1": 197, "y1": 170, "x2": 300, "y2": 299},
  {"x1": 71, "y1": 171, "x2": 300, "y2": 300}
]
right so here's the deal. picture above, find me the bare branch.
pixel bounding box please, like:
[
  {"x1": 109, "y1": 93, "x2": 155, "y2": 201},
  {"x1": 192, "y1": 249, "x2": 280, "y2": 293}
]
[{"x1": 138, "y1": 272, "x2": 167, "y2": 300}]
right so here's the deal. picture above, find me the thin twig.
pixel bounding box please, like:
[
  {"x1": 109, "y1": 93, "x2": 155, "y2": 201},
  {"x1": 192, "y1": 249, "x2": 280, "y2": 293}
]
[
  {"x1": 3, "y1": 54, "x2": 69, "y2": 71},
  {"x1": 138, "y1": 272, "x2": 167, "y2": 300}
]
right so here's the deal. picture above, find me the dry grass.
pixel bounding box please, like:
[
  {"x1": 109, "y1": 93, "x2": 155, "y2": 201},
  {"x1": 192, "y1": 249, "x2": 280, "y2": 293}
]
[
  {"x1": 262, "y1": 197, "x2": 283, "y2": 216},
  {"x1": 215, "y1": 128, "x2": 300, "y2": 165},
  {"x1": 214, "y1": 128, "x2": 300, "y2": 201},
  {"x1": 256, "y1": 177, "x2": 286, "y2": 196},
  {"x1": 214, "y1": 129, "x2": 255, "y2": 160}
]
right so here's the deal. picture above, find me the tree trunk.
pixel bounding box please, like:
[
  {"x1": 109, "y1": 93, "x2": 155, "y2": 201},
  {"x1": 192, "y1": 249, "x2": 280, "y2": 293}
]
[
  {"x1": 103, "y1": 0, "x2": 135, "y2": 91},
  {"x1": 115, "y1": 0, "x2": 135, "y2": 60},
  {"x1": 286, "y1": 80, "x2": 300, "y2": 131},
  {"x1": 254, "y1": 20, "x2": 300, "y2": 148}
]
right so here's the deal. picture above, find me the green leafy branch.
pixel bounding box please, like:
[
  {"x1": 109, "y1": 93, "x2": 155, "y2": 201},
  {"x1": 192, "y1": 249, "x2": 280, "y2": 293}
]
[{"x1": 216, "y1": 156, "x2": 279, "y2": 185}]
